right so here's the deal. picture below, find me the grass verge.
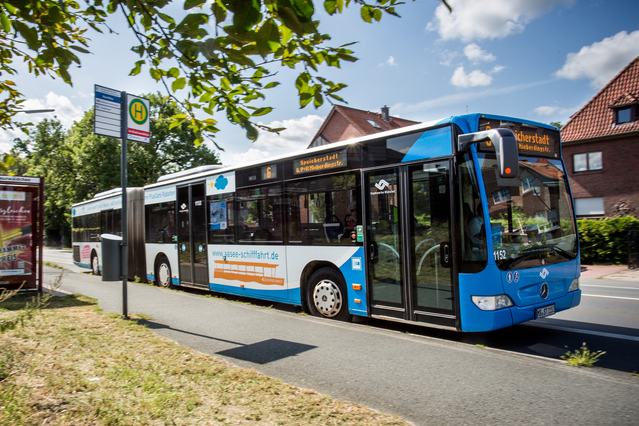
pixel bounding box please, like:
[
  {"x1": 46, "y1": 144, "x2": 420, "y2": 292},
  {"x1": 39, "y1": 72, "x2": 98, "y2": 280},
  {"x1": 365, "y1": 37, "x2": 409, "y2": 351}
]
[{"x1": 0, "y1": 294, "x2": 407, "y2": 425}]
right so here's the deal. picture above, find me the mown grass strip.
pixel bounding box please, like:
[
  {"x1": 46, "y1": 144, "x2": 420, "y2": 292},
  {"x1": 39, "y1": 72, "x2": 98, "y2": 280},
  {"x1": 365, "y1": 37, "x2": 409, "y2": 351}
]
[{"x1": 0, "y1": 294, "x2": 408, "y2": 425}]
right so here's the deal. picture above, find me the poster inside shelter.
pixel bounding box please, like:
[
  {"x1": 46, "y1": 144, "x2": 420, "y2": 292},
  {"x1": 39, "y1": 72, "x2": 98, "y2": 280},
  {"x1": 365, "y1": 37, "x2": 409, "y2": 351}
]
[{"x1": 0, "y1": 187, "x2": 36, "y2": 289}]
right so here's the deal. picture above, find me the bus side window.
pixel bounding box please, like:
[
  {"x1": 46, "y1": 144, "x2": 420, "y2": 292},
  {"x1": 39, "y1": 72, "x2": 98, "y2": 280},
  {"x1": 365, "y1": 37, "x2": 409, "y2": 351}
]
[
  {"x1": 236, "y1": 185, "x2": 283, "y2": 244},
  {"x1": 286, "y1": 172, "x2": 360, "y2": 246}
]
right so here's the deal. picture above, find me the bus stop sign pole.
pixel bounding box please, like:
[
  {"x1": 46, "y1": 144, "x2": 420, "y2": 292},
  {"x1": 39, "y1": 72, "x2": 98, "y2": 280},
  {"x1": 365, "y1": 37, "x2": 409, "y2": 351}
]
[
  {"x1": 120, "y1": 91, "x2": 128, "y2": 319},
  {"x1": 94, "y1": 85, "x2": 151, "y2": 319}
]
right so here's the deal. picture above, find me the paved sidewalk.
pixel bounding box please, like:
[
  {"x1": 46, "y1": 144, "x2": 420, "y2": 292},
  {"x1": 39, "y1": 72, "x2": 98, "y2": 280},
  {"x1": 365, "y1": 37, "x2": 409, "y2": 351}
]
[{"x1": 581, "y1": 264, "x2": 639, "y2": 281}]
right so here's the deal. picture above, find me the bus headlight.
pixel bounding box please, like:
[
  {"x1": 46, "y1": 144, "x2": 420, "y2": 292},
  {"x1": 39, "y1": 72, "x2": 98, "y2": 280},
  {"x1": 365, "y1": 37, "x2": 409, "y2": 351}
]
[
  {"x1": 568, "y1": 278, "x2": 579, "y2": 292},
  {"x1": 472, "y1": 295, "x2": 514, "y2": 311}
]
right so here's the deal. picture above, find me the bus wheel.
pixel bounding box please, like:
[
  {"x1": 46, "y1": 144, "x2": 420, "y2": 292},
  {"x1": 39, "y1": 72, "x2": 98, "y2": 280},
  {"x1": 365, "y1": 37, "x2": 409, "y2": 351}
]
[
  {"x1": 156, "y1": 256, "x2": 172, "y2": 288},
  {"x1": 91, "y1": 252, "x2": 100, "y2": 276},
  {"x1": 307, "y1": 268, "x2": 351, "y2": 321}
]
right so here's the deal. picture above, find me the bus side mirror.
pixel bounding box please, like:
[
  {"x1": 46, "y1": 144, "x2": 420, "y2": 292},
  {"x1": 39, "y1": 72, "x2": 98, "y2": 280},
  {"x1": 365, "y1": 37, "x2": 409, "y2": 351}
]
[{"x1": 458, "y1": 128, "x2": 519, "y2": 178}]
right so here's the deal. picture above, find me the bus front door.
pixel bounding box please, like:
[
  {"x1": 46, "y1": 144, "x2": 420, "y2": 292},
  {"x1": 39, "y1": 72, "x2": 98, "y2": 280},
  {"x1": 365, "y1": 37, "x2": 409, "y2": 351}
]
[
  {"x1": 364, "y1": 160, "x2": 457, "y2": 328},
  {"x1": 177, "y1": 183, "x2": 209, "y2": 289}
]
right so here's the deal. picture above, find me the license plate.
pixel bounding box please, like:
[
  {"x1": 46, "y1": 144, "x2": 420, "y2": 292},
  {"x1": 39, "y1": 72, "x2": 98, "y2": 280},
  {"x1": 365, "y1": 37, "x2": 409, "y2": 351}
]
[{"x1": 536, "y1": 304, "x2": 556, "y2": 319}]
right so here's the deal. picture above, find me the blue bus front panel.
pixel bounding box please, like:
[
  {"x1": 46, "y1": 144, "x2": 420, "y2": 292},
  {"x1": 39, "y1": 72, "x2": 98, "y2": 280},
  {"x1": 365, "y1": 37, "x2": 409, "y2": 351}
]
[{"x1": 459, "y1": 259, "x2": 581, "y2": 332}]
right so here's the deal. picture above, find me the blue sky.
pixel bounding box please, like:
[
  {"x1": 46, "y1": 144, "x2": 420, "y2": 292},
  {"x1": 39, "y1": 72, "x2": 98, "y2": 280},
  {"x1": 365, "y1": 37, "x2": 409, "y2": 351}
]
[{"x1": 2, "y1": 0, "x2": 639, "y2": 167}]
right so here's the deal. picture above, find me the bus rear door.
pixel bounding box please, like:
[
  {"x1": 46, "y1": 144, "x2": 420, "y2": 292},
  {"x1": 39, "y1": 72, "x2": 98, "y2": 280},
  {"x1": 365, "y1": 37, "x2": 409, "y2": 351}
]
[{"x1": 364, "y1": 160, "x2": 458, "y2": 329}]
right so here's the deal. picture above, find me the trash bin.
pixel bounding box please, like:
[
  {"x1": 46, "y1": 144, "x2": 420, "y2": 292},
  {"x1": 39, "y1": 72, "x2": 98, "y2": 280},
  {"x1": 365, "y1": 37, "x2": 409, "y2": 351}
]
[{"x1": 101, "y1": 234, "x2": 122, "y2": 281}]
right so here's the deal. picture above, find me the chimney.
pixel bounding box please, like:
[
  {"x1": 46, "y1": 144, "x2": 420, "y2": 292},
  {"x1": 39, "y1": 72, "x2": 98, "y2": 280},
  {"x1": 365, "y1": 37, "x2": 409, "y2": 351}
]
[{"x1": 381, "y1": 105, "x2": 390, "y2": 122}]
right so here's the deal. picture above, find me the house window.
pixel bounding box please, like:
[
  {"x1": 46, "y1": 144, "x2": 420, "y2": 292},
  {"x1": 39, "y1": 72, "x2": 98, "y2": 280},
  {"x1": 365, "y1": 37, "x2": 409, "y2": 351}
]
[
  {"x1": 492, "y1": 188, "x2": 511, "y2": 204},
  {"x1": 366, "y1": 119, "x2": 382, "y2": 129},
  {"x1": 616, "y1": 107, "x2": 632, "y2": 124},
  {"x1": 521, "y1": 177, "x2": 538, "y2": 194},
  {"x1": 573, "y1": 152, "x2": 602, "y2": 172},
  {"x1": 574, "y1": 197, "x2": 604, "y2": 216}
]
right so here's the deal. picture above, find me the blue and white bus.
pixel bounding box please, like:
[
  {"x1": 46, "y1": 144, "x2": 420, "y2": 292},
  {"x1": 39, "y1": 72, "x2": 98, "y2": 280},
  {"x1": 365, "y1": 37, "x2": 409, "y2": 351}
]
[
  {"x1": 73, "y1": 113, "x2": 580, "y2": 331},
  {"x1": 135, "y1": 113, "x2": 580, "y2": 332},
  {"x1": 71, "y1": 187, "x2": 146, "y2": 279}
]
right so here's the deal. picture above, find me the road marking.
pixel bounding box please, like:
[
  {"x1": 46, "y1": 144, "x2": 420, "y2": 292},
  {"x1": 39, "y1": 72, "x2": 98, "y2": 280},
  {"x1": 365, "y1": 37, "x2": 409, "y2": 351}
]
[
  {"x1": 582, "y1": 294, "x2": 639, "y2": 301},
  {"x1": 527, "y1": 323, "x2": 639, "y2": 342},
  {"x1": 581, "y1": 284, "x2": 639, "y2": 290}
]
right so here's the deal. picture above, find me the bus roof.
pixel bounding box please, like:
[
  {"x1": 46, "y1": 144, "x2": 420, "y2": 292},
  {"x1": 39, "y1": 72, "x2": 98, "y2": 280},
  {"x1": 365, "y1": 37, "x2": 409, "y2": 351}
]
[{"x1": 145, "y1": 113, "x2": 558, "y2": 189}]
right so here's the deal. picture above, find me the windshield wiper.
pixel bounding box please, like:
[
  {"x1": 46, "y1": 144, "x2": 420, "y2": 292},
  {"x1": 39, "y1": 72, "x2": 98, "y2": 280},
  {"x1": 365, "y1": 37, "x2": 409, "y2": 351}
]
[{"x1": 500, "y1": 244, "x2": 575, "y2": 270}]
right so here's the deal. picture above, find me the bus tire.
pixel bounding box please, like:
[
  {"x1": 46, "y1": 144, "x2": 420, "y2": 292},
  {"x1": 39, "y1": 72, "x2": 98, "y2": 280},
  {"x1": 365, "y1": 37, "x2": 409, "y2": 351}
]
[
  {"x1": 91, "y1": 251, "x2": 100, "y2": 276},
  {"x1": 155, "y1": 256, "x2": 173, "y2": 288},
  {"x1": 307, "y1": 268, "x2": 351, "y2": 322}
]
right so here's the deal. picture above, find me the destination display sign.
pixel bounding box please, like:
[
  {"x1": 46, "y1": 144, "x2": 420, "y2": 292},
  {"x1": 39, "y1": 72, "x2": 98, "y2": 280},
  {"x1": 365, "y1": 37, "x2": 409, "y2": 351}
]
[
  {"x1": 478, "y1": 118, "x2": 560, "y2": 159},
  {"x1": 261, "y1": 164, "x2": 277, "y2": 180},
  {"x1": 294, "y1": 150, "x2": 347, "y2": 175}
]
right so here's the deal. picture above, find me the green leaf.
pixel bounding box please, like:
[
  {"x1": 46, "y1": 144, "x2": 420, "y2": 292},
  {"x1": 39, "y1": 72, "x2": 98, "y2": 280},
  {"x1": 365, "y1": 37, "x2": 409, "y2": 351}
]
[
  {"x1": 212, "y1": 1, "x2": 227, "y2": 24},
  {"x1": 256, "y1": 19, "x2": 280, "y2": 58},
  {"x1": 230, "y1": 0, "x2": 262, "y2": 32},
  {"x1": 277, "y1": 6, "x2": 306, "y2": 37},
  {"x1": 245, "y1": 123, "x2": 258, "y2": 141},
  {"x1": 291, "y1": 0, "x2": 315, "y2": 21},
  {"x1": 360, "y1": 5, "x2": 373, "y2": 23},
  {"x1": 0, "y1": 10, "x2": 10, "y2": 33},
  {"x1": 299, "y1": 92, "x2": 313, "y2": 108},
  {"x1": 324, "y1": 0, "x2": 337, "y2": 15},
  {"x1": 158, "y1": 13, "x2": 176, "y2": 25},
  {"x1": 129, "y1": 60, "x2": 145, "y2": 76},
  {"x1": 150, "y1": 68, "x2": 162, "y2": 81},
  {"x1": 184, "y1": 0, "x2": 207, "y2": 9},
  {"x1": 264, "y1": 81, "x2": 280, "y2": 89},
  {"x1": 69, "y1": 45, "x2": 91, "y2": 54},
  {"x1": 251, "y1": 107, "x2": 272, "y2": 117},
  {"x1": 13, "y1": 22, "x2": 40, "y2": 50},
  {"x1": 172, "y1": 77, "x2": 186, "y2": 92},
  {"x1": 176, "y1": 13, "x2": 209, "y2": 34},
  {"x1": 168, "y1": 67, "x2": 180, "y2": 78}
]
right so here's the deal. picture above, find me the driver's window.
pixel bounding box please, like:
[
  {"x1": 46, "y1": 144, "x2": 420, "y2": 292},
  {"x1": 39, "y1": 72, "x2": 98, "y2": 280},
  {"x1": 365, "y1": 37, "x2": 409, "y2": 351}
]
[{"x1": 459, "y1": 154, "x2": 487, "y2": 272}]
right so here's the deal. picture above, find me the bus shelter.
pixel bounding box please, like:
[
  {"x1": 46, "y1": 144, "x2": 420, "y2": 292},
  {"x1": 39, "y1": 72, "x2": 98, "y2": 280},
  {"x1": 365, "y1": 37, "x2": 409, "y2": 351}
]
[{"x1": 0, "y1": 176, "x2": 44, "y2": 292}]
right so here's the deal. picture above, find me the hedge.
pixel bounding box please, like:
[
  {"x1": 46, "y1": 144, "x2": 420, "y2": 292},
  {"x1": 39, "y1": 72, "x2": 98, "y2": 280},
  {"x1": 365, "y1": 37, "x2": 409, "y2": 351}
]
[{"x1": 577, "y1": 216, "x2": 639, "y2": 264}]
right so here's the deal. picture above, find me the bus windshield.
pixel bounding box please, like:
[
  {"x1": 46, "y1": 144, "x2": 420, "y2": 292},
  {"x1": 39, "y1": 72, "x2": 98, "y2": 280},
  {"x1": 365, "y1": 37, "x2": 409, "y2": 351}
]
[{"x1": 477, "y1": 154, "x2": 578, "y2": 270}]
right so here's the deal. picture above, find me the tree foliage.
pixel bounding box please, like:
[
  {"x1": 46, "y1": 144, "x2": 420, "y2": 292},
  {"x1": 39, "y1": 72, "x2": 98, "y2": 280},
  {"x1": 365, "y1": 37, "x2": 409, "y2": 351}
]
[
  {"x1": 0, "y1": 0, "x2": 450, "y2": 148},
  {"x1": 10, "y1": 93, "x2": 220, "y2": 244}
]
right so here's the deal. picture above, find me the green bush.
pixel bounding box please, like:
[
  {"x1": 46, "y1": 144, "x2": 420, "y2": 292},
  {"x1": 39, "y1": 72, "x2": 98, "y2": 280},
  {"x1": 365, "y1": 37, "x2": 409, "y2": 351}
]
[{"x1": 577, "y1": 216, "x2": 639, "y2": 264}]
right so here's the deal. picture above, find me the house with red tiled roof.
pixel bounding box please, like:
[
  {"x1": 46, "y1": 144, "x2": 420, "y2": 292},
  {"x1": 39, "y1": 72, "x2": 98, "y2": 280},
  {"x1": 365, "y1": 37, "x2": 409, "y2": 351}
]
[
  {"x1": 561, "y1": 57, "x2": 639, "y2": 218},
  {"x1": 308, "y1": 105, "x2": 420, "y2": 148}
]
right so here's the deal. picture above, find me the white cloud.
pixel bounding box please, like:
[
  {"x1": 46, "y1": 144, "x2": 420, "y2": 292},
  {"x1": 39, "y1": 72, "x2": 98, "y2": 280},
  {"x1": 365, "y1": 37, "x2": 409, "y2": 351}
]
[
  {"x1": 428, "y1": 0, "x2": 573, "y2": 42},
  {"x1": 464, "y1": 43, "x2": 495, "y2": 62},
  {"x1": 393, "y1": 79, "x2": 552, "y2": 114},
  {"x1": 254, "y1": 114, "x2": 323, "y2": 151},
  {"x1": 450, "y1": 66, "x2": 492, "y2": 88},
  {"x1": 379, "y1": 56, "x2": 398, "y2": 67},
  {"x1": 491, "y1": 65, "x2": 505, "y2": 73},
  {"x1": 438, "y1": 50, "x2": 459, "y2": 66},
  {"x1": 219, "y1": 114, "x2": 324, "y2": 166},
  {"x1": 534, "y1": 105, "x2": 573, "y2": 116},
  {"x1": 0, "y1": 92, "x2": 84, "y2": 153},
  {"x1": 555, "y1": 30, "x2": 639, "y2": 89},
  {"x1": 226, "y1": 148, "x2": 272, "y2": 166}
]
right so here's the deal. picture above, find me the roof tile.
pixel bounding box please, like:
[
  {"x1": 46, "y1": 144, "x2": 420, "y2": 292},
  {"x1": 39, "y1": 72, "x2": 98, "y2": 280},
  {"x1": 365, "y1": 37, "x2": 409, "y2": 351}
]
[{"x1": 561, "y1": 57, "x2": 639, "y2": 142}]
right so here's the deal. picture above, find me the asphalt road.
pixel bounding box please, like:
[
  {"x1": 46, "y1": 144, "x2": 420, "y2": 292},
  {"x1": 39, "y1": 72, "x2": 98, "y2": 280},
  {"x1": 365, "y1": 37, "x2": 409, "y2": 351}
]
[{"x1": 41, "y1": 250, "x2": 639, "y2": 426}]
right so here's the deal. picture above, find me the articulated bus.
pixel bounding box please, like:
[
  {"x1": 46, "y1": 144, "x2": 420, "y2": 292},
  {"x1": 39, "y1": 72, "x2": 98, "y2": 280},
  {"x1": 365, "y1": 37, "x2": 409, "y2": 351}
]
[
  {"x1": 71, "y1": 187, "x2": 146, "y2": 280},
  {"x1": 74, "y1": 113, "x2": 581, "y2": 332}
]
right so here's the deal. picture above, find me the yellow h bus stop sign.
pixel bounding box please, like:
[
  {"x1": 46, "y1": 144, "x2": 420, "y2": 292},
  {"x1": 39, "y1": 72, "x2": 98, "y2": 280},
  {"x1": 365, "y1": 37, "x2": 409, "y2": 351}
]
[{"x1": 126, "y1": 95, "x2": 150, "y2": 143}]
